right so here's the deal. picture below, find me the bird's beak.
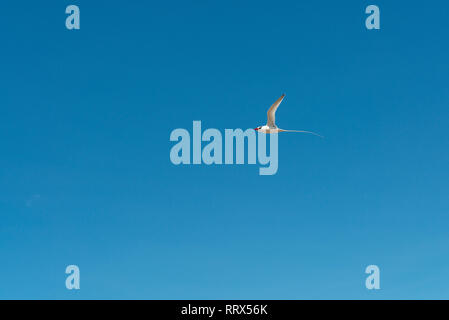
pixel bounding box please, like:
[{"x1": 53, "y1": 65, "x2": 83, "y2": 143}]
[{"x1": 254, "y1": 128, "x2": 259, "y2": 131}]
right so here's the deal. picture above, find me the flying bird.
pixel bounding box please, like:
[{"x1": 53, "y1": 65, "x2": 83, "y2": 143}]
[{"x1": 254, "y1": 94, "x2": 323, "y2": 137}]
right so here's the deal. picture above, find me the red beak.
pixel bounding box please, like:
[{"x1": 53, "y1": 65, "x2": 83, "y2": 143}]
[{"x1": 254, "y1": 128, "x2": 259, "y2": 131}]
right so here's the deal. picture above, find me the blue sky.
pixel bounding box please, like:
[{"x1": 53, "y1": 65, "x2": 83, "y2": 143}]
[{"x1": 1, "y1": 1, "x2": 449, "y2": 299}]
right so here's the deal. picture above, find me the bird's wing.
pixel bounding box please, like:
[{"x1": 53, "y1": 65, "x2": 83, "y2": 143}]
[{"x1": 266, "y1": 94, "x2": 285, "y2": 128}]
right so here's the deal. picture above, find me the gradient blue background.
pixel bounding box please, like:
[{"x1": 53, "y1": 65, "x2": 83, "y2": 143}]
[{"x1": 1, "y1": 1, "x2": 448, "y2": 299}]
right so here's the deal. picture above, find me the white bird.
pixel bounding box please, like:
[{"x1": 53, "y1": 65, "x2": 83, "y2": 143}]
[{"x1": 254, "y1": 94, "x2": 323, "y2": 137}]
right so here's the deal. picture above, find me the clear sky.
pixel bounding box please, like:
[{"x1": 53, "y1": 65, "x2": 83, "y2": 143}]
[{"x1": 1, "y1": 1, "x2": 449, "y2": 299}]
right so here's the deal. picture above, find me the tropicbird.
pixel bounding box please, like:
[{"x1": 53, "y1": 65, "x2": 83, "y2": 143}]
[{"x1": 254, "y1": 94, "x2": 322, "y2": 137}]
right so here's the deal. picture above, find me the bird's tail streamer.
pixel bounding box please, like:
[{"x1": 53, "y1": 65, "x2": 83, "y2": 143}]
[{"x1": 279, "y1": 129, "x2": 324, "y2": 138}]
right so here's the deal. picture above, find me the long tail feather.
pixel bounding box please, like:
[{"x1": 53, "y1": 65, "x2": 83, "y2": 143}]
[{"x1": 279, "y1": 129, "x2": 324, "y2": 138}]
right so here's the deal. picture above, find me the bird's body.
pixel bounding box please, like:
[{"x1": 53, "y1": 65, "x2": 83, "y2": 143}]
[
  {"x1": 254, "y1": 94, "x2": 322, "y2": 138},
  {"x1": 256, "y1": 125, "x2": 280, "y2": 134}
]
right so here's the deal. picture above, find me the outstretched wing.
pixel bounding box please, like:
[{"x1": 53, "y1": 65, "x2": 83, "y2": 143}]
[{"x1": 267, "y1": 94, "x2": 285, "y2": 128}]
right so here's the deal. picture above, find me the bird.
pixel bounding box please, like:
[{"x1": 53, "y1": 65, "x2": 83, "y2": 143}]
[{"x1": 254, "y1": 94, "x2": 323, "y2": 137}]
